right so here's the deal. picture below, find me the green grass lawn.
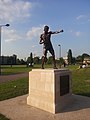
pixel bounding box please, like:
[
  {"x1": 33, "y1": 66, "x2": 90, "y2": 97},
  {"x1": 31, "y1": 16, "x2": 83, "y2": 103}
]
[
  {"x1": 72, "y1": 68, "x2": 90, "y2": 96},
  {"x1": 1, "y1": 64, "x2": 58, "y2": 75},
  {"x1": 0, "y1": 77, "x2": 28, "y2": 101},
  {"x1": 1, "y1": 65, "x2": 32, "y2": 75}
]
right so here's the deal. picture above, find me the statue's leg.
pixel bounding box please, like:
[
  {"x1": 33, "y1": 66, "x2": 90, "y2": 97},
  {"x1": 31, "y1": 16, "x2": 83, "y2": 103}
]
[
  {"x1": 49, "y1": 47, "x2": 58, "y2": 69},
  {"x1": 41, "y1": 48, "x2": 47, "y2": 69},
  {"x1": 42, "y1": 56, "x2": 45, "y2": 69},
  {"x1": 52, "y1": 55, "x2": 58, "y2": 69}
]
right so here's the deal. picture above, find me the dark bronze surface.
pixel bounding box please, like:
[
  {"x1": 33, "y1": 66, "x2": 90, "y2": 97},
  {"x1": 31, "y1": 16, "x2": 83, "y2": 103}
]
[{"x1": 60, "y1": 75, "x2": 69, "y2": 96}]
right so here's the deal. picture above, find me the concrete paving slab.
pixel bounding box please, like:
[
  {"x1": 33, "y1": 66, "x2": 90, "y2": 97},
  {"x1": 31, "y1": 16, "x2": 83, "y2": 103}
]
[{"x1": 0, "y1": 94, "x2": 90, "y2": 120}]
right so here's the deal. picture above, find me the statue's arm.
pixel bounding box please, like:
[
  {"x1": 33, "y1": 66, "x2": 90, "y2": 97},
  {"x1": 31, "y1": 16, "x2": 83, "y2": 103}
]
[
  {"x1": 39, "y1": 34, "x2": 44, "y2": 44},
  {"x1": 50, "y1": 29, "x2": 64, "y2": 34}
]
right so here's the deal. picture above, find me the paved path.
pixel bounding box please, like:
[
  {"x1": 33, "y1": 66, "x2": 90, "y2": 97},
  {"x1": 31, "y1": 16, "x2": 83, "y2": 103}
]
[
  {"x1": 0, "y1": 73, "x2": 29, "y2": 83},
  {"x1": 0, "y1": 94, "x2": 90, "y2": 120}
]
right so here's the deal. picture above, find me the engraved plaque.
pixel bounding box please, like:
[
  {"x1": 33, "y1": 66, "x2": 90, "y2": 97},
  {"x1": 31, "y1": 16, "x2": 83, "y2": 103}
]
[{"x1": 60, "y1": 75, "x2": 69, "y2": 96}]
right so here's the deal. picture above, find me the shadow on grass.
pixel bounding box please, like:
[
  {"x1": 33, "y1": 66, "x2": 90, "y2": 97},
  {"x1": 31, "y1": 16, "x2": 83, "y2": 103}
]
[{"x1": 76, "y1": 93, "x2": 90, "y2": 97}]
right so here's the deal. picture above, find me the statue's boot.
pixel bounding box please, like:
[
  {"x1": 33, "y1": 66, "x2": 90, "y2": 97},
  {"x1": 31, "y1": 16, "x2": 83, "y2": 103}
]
[
  {"x1": 53, "y1": 56, "x2": 58, "y2": 69},
  {"x1": 41, "y1": 56, "x2": 45, "y2": 69}
]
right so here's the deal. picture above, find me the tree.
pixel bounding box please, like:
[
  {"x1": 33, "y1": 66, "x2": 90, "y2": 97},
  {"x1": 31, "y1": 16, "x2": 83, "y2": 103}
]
[
  {"x1": 16, "y1": 59, "x2": 21, "y2": 65},
  {"x1": 72, "y1": 57, "x2": 76, "y2": 64},
  {"x1": 47, "y1": 56, "x2": 53, "y2": 64},
  {"x1": 27, "y1": 52, "x2": 33, "y2": 67},
  {"x1": 59, "y1": 57, "x2": 64, "y2": 65},
  {"x1": 76, "y1": 53, "x2": 90, "y2": 64},
  {"x1": 82, "y1": 53, "x2": 90, "y2": 58},
  {"x1": 82, "y1": 53, "x2": 90, "y2": 61},
  {"x1": 34, "y1": 56, "x2": 40, "y2": 64},
  {"x1": 76, "y1": 55, "x2": 83, "y2": 64},
  {"x1": 30, "y1": 52, "x2": 33, "y2": 66},
  {"x1": 20, "y1": 59, "x2": 26, "y2": 65},
  {"x1": 67, "y1": 49, "x2": 73, "y2": 65}
]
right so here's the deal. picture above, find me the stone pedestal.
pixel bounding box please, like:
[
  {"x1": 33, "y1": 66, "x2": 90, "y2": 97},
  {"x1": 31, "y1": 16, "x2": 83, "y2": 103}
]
[{"x1": 27, "y1": 69, "x2": 73, "y2": 113}]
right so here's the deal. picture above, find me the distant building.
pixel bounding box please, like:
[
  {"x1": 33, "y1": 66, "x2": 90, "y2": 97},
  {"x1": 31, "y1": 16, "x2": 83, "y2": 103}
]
[
  {"x1": 0, "y1": 54, "x2": 17, "y2": 65},
  {"x1": 83, "y1": 57, "x2": 90, "y2": 64}
]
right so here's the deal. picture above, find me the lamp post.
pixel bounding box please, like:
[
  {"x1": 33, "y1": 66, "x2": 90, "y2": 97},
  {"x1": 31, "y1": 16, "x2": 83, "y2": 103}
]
[
  {"x1": 58, "y1": 44, "x2": 61, "y2": 68},
  {"x1": 58, "y1": 44, "x2": 61, "y2": 59},
  {"x1": 0, "y1": 24, "x2": 10, "y2": 75}
]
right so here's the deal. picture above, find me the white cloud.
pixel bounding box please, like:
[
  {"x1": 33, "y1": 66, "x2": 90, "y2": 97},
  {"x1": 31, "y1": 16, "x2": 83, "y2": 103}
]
[
  {"x1": 2, "y1": 25, "x2": 44, "y2": 43},
  {"x1": 69, "y1": 30, "x2": 81, "y2": 37},
  {"x1": 75, "y1": 31, "x2": 81, "y2": 37},
  {"x1": 76, "y1": 15, "x2": 87, "y2": 20},
  {"x1": 3, "y1": 28, "x2": 22, "y2": 42},
  {"x1": 76, "y1": 15, "x2": 90, "y2": 24},
  {"x1": 32, "y1": 45, "x2": 37, "y2": 48},
  {"x1": 26, "y1": 25, "x2": 44, "y2": 40},
  {"x1": 0, "y1": 0, "x2": 32, "y2": 23},
  {"x1": 69, "y1": 30, "x2": 73, "y2": 33}
]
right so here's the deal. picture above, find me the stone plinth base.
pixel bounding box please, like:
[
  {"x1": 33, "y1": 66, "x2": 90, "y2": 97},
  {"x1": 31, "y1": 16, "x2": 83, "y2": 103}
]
[{"x1": 27, "y1": 69, "x2": 73, "y2": 114}]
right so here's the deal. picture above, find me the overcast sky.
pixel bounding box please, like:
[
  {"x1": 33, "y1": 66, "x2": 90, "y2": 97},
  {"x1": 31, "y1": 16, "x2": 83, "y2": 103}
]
[{"x1": 0, "y1": 0, "x2": 90, "y2": 59}]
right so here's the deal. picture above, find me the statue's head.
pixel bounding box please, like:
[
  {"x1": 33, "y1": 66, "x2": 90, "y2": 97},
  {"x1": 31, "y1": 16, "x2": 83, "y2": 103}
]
[{"x1": 44, "y1": 25, "x2": 49, "y2": 32}]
